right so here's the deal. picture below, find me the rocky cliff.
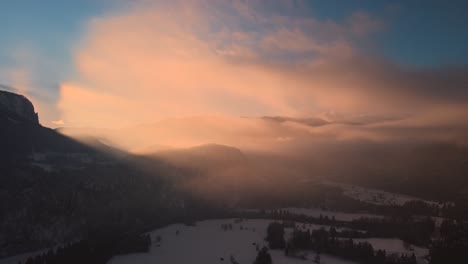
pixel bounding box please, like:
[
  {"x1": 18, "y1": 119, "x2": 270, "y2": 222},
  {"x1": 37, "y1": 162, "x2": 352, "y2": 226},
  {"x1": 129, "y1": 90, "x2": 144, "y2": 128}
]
[
  {"x1": 0, "y1": 88, "x2": 91, "y2": 160},
  {"x1": 0, "y1": 89, "x2": 39, "y2": 124}
]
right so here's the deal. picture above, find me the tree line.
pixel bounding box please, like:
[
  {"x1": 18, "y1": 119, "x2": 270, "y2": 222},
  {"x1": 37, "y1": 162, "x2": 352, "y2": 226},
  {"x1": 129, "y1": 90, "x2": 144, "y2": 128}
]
[
  {"x1": 429, "y1": 219, "x2": 468, "y2": 264},
  {"x1": 266, "y1": 222, "x2": 418, "y2": 264},
  {"x1": 18, "y1": 234, "x2": 151, "y2": 264},
  {"x1": 238, "y1": 209, "x2": 435, "y2": 246}
]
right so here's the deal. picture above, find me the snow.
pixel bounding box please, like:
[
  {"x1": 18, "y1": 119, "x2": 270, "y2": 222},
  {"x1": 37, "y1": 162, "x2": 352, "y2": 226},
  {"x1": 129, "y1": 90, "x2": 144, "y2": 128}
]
[
  {"x1": 270, "y1": 250, "x2": 357, "y2": 264},
  {"x1": 323, "y1": 181, "x2": 440, "y2": 207},
  {"x1": 2, "y1": 218, "x2": 428, "y2": 264},
  {"x1": 31, "y1": 162, "x2": 54, "y2": 172},
  {"x1": 109, "y1": 219, "x2": 357, "y2": 264}
]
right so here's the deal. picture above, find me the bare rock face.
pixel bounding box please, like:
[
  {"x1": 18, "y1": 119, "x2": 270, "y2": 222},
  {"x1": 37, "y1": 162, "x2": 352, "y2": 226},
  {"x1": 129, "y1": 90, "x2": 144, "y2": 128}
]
[{"x1": 0, "y1": 89, "x2": 39, "y2": 124}]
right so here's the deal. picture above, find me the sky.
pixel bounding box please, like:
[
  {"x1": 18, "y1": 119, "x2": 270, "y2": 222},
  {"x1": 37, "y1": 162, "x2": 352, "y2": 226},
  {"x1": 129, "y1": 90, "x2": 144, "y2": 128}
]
[{"x1": 1, "y1": 0, "x2": 468, "y2": 151}]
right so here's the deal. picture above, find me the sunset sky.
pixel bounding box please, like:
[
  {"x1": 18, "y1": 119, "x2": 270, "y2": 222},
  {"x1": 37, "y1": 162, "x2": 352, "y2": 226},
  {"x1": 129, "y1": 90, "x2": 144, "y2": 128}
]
[{"x1": 1, "y1": 0, "x2": 467, "y2": 150}]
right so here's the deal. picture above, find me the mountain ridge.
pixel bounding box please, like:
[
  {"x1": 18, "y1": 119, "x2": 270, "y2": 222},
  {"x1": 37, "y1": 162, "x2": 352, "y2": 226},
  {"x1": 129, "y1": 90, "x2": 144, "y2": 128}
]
[
  {"x1": 0, "y1": 89, "x2": 39, "y2": 124},
  {"x1": 0, "y1": 89, "x2": 98, "y2": 162}
]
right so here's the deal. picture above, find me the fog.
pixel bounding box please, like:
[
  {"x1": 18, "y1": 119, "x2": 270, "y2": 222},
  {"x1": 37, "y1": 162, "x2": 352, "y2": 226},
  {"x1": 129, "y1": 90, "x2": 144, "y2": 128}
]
[{"x1": 53, "y1": 0, "x2": 468, "y2": 203}]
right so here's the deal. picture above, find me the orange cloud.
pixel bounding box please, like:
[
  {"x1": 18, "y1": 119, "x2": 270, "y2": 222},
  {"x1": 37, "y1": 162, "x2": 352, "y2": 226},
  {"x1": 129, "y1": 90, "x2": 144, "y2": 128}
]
[
  {"x1": 58, "y1": 1, "x2": 384, "y2": 127},
  {"x1": 57, "y1": 0, "x2": 468, "y2": 150},
  {"x1": 51, "y1": 119, "x2": 65, "y2": 125}
]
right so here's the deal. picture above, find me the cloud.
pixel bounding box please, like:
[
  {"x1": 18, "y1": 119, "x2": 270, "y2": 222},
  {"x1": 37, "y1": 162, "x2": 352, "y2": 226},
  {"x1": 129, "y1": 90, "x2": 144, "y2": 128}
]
[
  {"x1": 57, "y1": 0, "x2": 382, "y2": 127},
  {"x1": 57, "y1": 0, "x2": 468, "y2": 150},
  {"x1": 51, "y1": 119, "x2": 65, "y2": 125}
]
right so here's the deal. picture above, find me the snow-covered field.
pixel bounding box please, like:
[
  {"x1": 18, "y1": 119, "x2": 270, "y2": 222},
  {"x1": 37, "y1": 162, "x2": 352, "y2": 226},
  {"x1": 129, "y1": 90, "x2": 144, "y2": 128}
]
[
  {"x1": 323, "y1": 181, "x2": 440, "y2": 206},
  {"x1": 1, "y1": 218, "x2": 429, "y2": 264},
  {"x1": 108, "y1": 218, "x2": 428, "y2": 264},
  {"x1": 109, "y1": 219, "x2": 357, "y2": 264}
]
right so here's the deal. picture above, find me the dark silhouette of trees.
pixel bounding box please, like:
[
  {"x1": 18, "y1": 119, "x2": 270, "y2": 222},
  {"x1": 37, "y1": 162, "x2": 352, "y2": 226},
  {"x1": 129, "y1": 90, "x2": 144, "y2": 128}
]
[
  {"x1": 280, "y1": 223, "x2": 417, "y2": 264},
  {"x1": 430, "y1": 220, "x2": 468, "y2": 264},
  {"x1": 265, "y1": 222, "x2": 285, "y2": 249},
  {"x1": 253, "y1": 247, "x2": 272, "y2": 264},
  {"x1": 19, "y1": 234, "x2": 151, "y2": 264},
  {"x1": 350, "y1": 216, "x2": 435, "y2": 246}
]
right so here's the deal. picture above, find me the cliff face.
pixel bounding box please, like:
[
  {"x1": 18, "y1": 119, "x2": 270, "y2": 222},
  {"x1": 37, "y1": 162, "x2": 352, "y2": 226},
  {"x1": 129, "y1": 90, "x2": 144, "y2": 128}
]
[
  {"x1": 0, "y1": 88, "x2": 99, "y2": 162},
  {"x1": 0, "y1": 89, "x2": 39, "y2": 124}
]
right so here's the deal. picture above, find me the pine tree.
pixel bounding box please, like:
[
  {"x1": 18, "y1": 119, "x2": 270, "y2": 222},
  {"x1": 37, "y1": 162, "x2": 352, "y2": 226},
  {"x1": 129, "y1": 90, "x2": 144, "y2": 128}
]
[{"x1": 254, "y1": 247, "x2": 272, "y2": 264}]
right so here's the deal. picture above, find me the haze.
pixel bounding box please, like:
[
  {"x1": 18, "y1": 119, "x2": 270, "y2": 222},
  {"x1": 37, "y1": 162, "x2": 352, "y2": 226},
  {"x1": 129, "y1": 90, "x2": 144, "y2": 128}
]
[
  {"x1": 2, "y1": 1, "x2": 468, "y2": 263},
  {"x1": 0, "y1": 0, "x2": 466, "y2": 154}
]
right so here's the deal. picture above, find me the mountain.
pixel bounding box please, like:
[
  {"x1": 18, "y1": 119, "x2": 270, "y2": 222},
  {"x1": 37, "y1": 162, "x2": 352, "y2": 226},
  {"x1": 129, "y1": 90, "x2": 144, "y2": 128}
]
[
  {"x1": 0, "y1": 89, "x2": 183, "y2": 258},
  {"x1": 152, "y1": 143, "x2": 248, "y2": 171},
  {"x1": 149, "y1": 144, "x2": 266, "y2": 204},
  {"x1": 0, "y1": 89, "x2": 39, "y2": 124},
  {"x1": 0, "y1": 89, "x2": 97, "y2": 162}
]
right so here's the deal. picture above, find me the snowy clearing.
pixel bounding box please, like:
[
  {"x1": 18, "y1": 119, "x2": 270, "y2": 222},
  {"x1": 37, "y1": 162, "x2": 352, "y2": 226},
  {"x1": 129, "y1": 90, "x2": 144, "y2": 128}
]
[
  {"x1": 108, "y1": 219, "x2": 357, "y2": 264},
  {"x1": 1, "y1": 219, "x2": 429, "y2": 264},
  {"x1": 323, "y1": 181, "x2": 440, "y2": 206}
]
